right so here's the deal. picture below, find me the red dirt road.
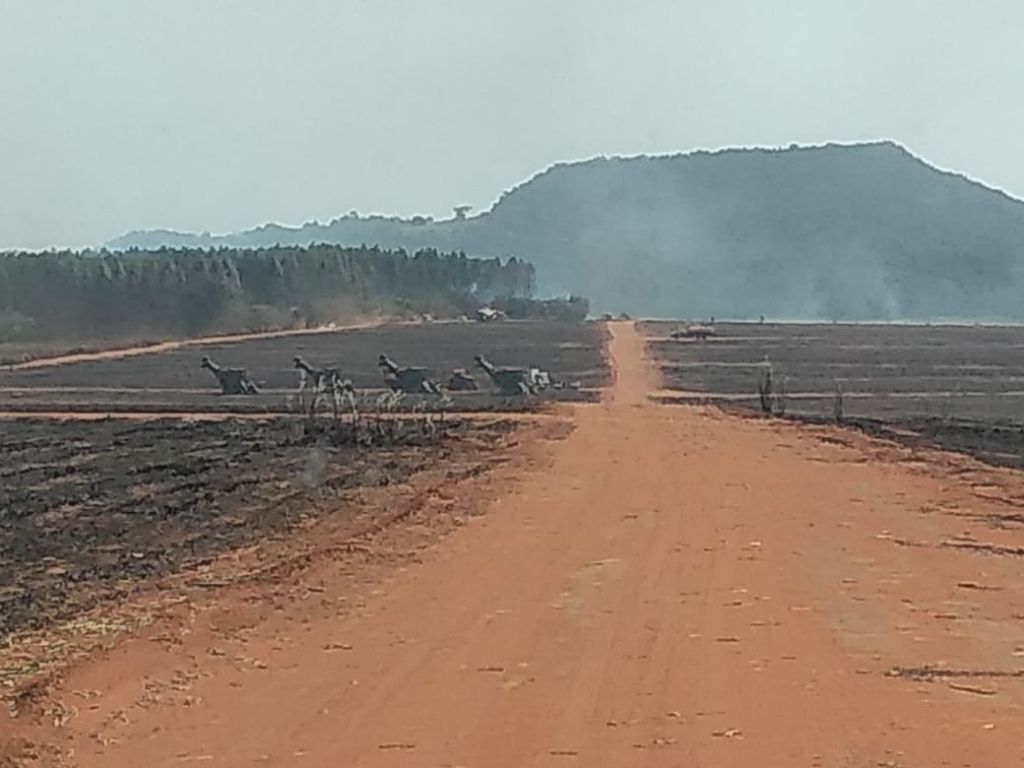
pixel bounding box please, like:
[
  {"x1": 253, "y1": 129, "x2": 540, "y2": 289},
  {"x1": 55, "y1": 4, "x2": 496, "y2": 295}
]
[
  {"x1": 7, "y1": 321, "x2": 392, "y2": 370},
  {"x1": 17, "y1": 322, "x2": 1024, "y2": 765}
]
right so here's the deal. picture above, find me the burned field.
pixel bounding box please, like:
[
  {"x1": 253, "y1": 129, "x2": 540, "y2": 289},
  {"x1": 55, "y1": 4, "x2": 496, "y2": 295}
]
[
  {"x1": 0, "y1": 416, "x2": 522, "y2": 648},
  {"x1": 0, "y1": 320, "x2": 608, "y2": 414},
  {"x1": 0, "y1": 320, "x2": 603, "y2": 693},
  {"x1": 644, "y1": 321, "x2": 1024, "y2": 468}
]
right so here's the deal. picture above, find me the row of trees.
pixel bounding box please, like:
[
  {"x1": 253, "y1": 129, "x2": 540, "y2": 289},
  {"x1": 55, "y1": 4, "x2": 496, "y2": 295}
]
[
  {"x1": 0, "y1": 245, "x2": 536, "y2": 341},
  {"x1": 491, "y1": 295, "x2": 590, "y2": 322}
]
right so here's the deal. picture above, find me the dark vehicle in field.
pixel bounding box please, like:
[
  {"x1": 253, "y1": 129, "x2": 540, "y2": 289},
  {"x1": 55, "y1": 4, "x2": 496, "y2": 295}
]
[
  {"x1": 378, "y1": 354, "x2": 442, "y2": 394},
  {"x1": 670, "y1": 324, "x2": 716, "y2": 340},
  {"x1": 200, "y1": 355, "x2": 259, "y2": 394}
]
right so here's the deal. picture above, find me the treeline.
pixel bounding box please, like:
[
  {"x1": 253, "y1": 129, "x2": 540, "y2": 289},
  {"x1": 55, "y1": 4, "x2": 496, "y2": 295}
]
[
  {"x1": 492, "y1": 295, "x2": 589, "y2": 322},
  {"x1": 0, "y1": 245, "x2": 535, "y2": 341}
]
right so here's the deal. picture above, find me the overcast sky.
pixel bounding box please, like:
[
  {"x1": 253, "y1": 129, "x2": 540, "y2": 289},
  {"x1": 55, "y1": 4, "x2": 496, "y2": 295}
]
[{"x1": 2, "y1": 0, "x2": 1023, "y2": 249}]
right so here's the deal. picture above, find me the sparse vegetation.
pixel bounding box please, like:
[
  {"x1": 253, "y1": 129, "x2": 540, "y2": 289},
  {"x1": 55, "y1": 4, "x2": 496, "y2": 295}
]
[
  {"x1": 757, "y1": 358, "x2": 774, "y2": 415},
  {"x1": 756, "y1": 359, "x2": 789, "y2": 417},
  {"x1": 832, "y1": 379, "x2": 844, "y2": 424},
  {"x1": 775, "y1": 372, "x2": 788, "y2": 417}
]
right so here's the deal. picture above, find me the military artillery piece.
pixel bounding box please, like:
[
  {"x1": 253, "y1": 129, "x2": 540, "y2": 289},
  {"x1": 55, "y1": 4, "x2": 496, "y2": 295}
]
[
  {"x1": 474, "y1": 355, "x2": 550, "y2": 396},
  {"x1": 670, "y1": 323, "x2": 716, "y2": 341},
  {"x1": 377, "y1": 355, "x2": 442, "y2": 395},
  {"x1": 200, "y1": 356, "x2": 258, "y2": 395},
  {"x1": 294, "y1": 356, "x2": 356, "y2": 416},
  {"x1": 446, "y1": 369, "x2": 479, "y2": 391},
  {"x1": 475, "y1": 306, "x2": 506, "y2": 323}
]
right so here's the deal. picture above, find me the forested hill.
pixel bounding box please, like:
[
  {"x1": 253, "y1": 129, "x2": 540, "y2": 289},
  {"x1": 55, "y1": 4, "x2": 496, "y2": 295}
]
[{"x1": 109, "y1": 141, "x2": 1024, "y2": 321}]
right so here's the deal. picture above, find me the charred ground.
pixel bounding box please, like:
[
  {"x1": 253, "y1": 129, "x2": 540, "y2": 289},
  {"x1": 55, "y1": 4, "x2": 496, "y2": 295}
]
[
  {"x1": 0, "y1": 320, "x2": 608, "y2": 413},
  {"x1": 0, "y1": 319, "x2": 603, "y2": 700},
  {"x1": 0, "y1": 417, "x2": 515, "y2": 640},
  {"x1": 644, "y1": 320, "x2": 1024, "y2": 469}
]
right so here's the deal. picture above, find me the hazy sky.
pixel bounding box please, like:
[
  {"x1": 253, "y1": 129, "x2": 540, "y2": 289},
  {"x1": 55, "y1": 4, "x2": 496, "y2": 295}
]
[{"x1": 2, "y1": 0, "x2": 1023, "y2": 249}]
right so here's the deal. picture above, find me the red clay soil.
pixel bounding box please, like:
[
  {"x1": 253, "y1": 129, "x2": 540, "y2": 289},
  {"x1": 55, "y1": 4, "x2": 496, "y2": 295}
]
[
  {"x1": 8, "y1": 321, "x2": 389, "y2": 370},
  {"x1": 5, "y1": 322, "x2": 1024, "y2": 766}
]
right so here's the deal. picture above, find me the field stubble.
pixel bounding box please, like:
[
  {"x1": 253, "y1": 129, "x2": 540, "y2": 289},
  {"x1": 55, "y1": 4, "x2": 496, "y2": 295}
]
[{"x1": 644, "y1": 320, "x2": 1024, "y2": 468}]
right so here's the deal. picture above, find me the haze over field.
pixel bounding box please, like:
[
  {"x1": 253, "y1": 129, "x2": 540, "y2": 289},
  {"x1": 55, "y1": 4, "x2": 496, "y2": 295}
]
[
  {"x1": 5, "y1": 1, "x2": 1024, "y2": 320},
  {"x1": 111, "y1": 142, "x2": 1024, "y2": 321}
]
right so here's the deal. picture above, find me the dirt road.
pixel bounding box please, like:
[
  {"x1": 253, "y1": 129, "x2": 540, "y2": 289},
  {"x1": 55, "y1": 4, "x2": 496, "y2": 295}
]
[
  {"x1": 8, "y1": 321, "x2": 391, "y2": 370},
  {"x1": 16, "y1": 323, "x2": 1024, "y2": 765}
]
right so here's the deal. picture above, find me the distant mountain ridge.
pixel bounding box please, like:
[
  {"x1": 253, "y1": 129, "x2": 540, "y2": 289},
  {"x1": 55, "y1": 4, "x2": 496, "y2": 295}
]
[{"x1": 108, "y1": 141, "x2": 1024, "y2": 321}]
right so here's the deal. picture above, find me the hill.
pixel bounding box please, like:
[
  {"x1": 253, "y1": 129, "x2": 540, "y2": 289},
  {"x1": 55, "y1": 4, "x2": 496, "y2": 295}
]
[{"x1": 108, "y1": 142, "x2": 1024, "y2": 321}]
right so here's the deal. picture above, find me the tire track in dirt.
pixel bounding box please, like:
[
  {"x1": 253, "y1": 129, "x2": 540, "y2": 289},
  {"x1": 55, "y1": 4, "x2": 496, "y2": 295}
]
[
  {"x1": 7, "y1": 320, "x2": 396, "y2": 371},
  {"x1": 6, "y1": 321, "x2": 1024, "y2": 766}
]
